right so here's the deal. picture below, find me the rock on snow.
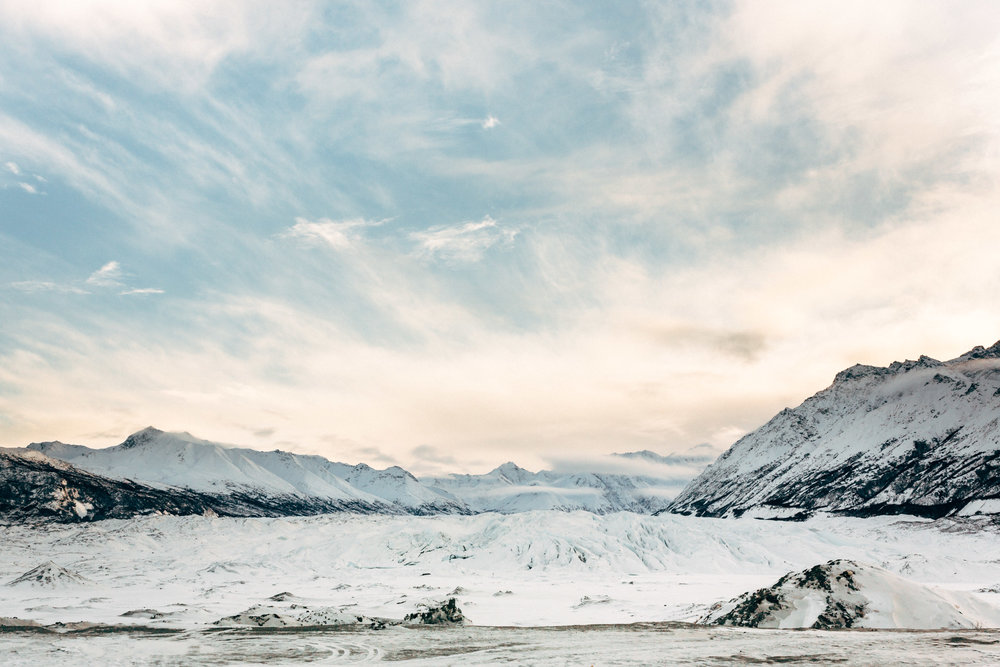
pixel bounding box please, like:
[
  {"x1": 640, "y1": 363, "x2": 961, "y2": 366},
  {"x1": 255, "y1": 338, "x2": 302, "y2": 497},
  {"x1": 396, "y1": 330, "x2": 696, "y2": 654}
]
[{"x1": 701, "y1": 559, "x2": 1000, "y2": 629}]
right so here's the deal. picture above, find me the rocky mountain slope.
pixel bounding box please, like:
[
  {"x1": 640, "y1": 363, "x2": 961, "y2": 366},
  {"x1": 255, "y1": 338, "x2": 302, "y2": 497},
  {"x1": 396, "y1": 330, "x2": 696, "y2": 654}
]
[{"x1": 669, "y1": 341, "x2": 1000, "y2": 519}]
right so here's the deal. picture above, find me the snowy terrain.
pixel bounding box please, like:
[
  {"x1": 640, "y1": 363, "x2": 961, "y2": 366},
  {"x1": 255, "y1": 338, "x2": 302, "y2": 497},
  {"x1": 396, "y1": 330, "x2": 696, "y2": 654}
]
[
  {"x1": 5, "y1": 622, "x2": 1000, "y2": 666},
  {"x1": 2, "y1": 511, "x2": 999, "y2": 631},
  {"x1": 670, "y1": 341, "x2": 1000, "y2": 518}
]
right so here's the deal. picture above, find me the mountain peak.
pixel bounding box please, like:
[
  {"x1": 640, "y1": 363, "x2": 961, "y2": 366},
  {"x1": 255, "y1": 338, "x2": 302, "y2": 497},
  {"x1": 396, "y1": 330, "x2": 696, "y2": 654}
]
[
  {"x1": 833, "y1": 363, "x2": 884, "y2": 383},
  {"x1": 833, "y1": 354, "x2": 945, "y2": 384},
  {"x1": 489, "y1": 462, "x2": 533, "y2": 483},
  {"x1": 953, "y1": 339, "x2": 1000, "y2": 362},
  {"x1": 119, "y1": 426, "x2": 164, "y2": 449}
]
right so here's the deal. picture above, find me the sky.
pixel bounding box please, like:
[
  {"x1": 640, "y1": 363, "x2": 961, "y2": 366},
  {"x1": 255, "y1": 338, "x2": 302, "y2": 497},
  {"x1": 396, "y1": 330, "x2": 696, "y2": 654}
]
[{"x1": 1, "y1": 0, "x2": 999, "y2": 475}]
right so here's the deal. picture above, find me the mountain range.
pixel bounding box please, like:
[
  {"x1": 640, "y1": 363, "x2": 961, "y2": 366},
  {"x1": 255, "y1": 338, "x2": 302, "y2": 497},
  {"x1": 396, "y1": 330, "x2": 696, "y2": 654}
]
[
  {"x1": 0, "y1": 427, "x2": 718, "y2": 523},
  {"x1": 4, "y1": 340, "x2": 999, "y2": 524}
]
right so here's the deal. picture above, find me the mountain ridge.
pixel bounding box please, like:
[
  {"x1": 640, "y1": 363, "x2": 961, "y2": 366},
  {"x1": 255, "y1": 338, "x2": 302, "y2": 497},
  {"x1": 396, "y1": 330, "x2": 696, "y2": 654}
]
[{"x1": 668, "y1": 340, "x2": 1000, "y2": 519}]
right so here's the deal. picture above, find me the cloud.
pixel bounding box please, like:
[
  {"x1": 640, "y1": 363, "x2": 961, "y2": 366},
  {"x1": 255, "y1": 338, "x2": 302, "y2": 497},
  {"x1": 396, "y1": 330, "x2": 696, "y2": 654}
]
[
  {"x1": 481, "y1": 115, "x2": 500, "y2": 129},
  {"x1": 0, "y1": 0, "x2": 317, "y2": 93},
  {"x1": 86, "y1": 261, "x2": 123, "y2": 287},
  {"x1": 5, "y1": 161, "x2": 19, "y2": 175},
  {"x1": 282, "y1": 217, "x2": 385, "y2": 250},
  {"x1": 9, "y1": 280, "x2": 87, "y2": 294},
  {"x1": 17, "y1": 182, "x2": 38, "y2": 194},
  {"x1": 411, "y1": 444, "x2": 457, "y2": 466},
  {"x1": 636, "y1": 324, "x2": 767, "y2": 362},
  {"x1": 119, "y1": 288, "x2": 164, "y2": 296},
  {"x1": 543, "y1": 452, "x2": 707, "y2": 483},
  {"x1": 351, "y1": 446, "x2": 398, "y2": 466},
  {"x1": 411, "y1": 216, "x2": 517, "y2": 263}
]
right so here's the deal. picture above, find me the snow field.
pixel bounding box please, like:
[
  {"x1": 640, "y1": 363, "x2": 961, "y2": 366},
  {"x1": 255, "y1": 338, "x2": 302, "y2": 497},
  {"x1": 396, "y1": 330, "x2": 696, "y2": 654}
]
[{"x1": 2, "y1": 511, "x2": 999, "y2": 629}]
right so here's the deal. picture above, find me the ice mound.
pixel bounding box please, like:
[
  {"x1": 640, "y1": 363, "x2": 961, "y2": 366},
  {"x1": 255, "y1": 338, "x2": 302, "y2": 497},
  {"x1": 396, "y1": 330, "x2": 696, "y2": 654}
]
[
  {"x1": 214, "y1": 605, "x2": 300, "y2": 628},
  {"x1": 6, "y1": 562, "x2": 89, "y2": 588},
  {"x1": 296, "y1": 608, "x2": 386, "y2": 628},
  {"x1": 403, "y1": 597, "x2": 466, "y2": 625},
  {"x1": 215, "y1": 604, "x2": 388, "y2": 628},
  {"x1": 701, "y1": 559, "x2": 1000, "y2": 629}
]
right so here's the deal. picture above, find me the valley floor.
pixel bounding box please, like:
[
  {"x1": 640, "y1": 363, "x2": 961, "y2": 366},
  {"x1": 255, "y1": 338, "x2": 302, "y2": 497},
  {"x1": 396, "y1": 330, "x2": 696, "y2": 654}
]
[
  {"x1": 2, "y1": 511, "x2": 1000, "y2": 663},
  {"x1": 4, "y1": 623, "x2": 1000, "y2": 666}
]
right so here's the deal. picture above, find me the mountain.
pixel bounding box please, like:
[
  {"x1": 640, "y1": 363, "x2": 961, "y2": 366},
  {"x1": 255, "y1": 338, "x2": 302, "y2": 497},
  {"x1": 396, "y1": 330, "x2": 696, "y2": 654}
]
[
  {"x1": 424, "y1": 445, "x2": 720, "y2": 514},
  {"x1": 0, "y1": 447, "x2": 388, "y2": 524},
  {"x1": 27, "y1": 427, "x2": 466, "y2": 516},
  {"x1": 669, "y1": 341, "x2": 1000, "y2": 519}
]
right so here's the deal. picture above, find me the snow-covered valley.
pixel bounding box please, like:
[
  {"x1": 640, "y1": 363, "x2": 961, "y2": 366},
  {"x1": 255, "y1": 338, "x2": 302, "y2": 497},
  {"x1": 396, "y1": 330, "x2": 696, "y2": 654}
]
[
  {"x1": 4, "y1": 511, "x2": 1000, "y2": 664},
  {"x1": 3, "y1": 511, "x2": 1000, "y2": 630}
]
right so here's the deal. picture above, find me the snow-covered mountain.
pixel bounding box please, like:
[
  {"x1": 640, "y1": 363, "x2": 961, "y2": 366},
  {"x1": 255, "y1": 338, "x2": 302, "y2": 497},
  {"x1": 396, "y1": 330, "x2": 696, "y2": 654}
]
[
  {"x1": 0, "y1": 446, "x2": 386, "y2": 523},
  {"x1": 5, "y1": 427, "x2": 712, "y2": 522},
  {"x1": 26, "y1": 427, "x2": 465, "y2": 516},
  {"x1": 425, "y1": 446, "x2": 720, "y2": 514},
  {"x1": 670, "y1": 341, "x2": 1000, "y2": 519}
]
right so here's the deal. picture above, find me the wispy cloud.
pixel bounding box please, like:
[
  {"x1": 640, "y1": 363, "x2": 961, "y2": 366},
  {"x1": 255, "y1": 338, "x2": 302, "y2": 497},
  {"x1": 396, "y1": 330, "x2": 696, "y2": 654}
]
[
  {"x1": 9, "y1": 280, "x2": 87, "y2": 294},
  {"x1": 411, "y1": 216, "x2": 517, "y2": 263},
  {"x1": 5, "y1": 161, "x2": 20, "y2": 175},
  {"x1": 16, "y1": 182, "x2": 38, "y2": 194},
  {"x1": 282, "y1": 217, "x2": 385, "y2": 250},
  {"x1": 119, "y1": 287, "x2": 164, "y2": 296},
  {"x1": 481, "y1": 115, "x2": 500, "y2": 129},
  {"x1": 86, "y1": 261, "x2": 123, "y2": 287}
]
